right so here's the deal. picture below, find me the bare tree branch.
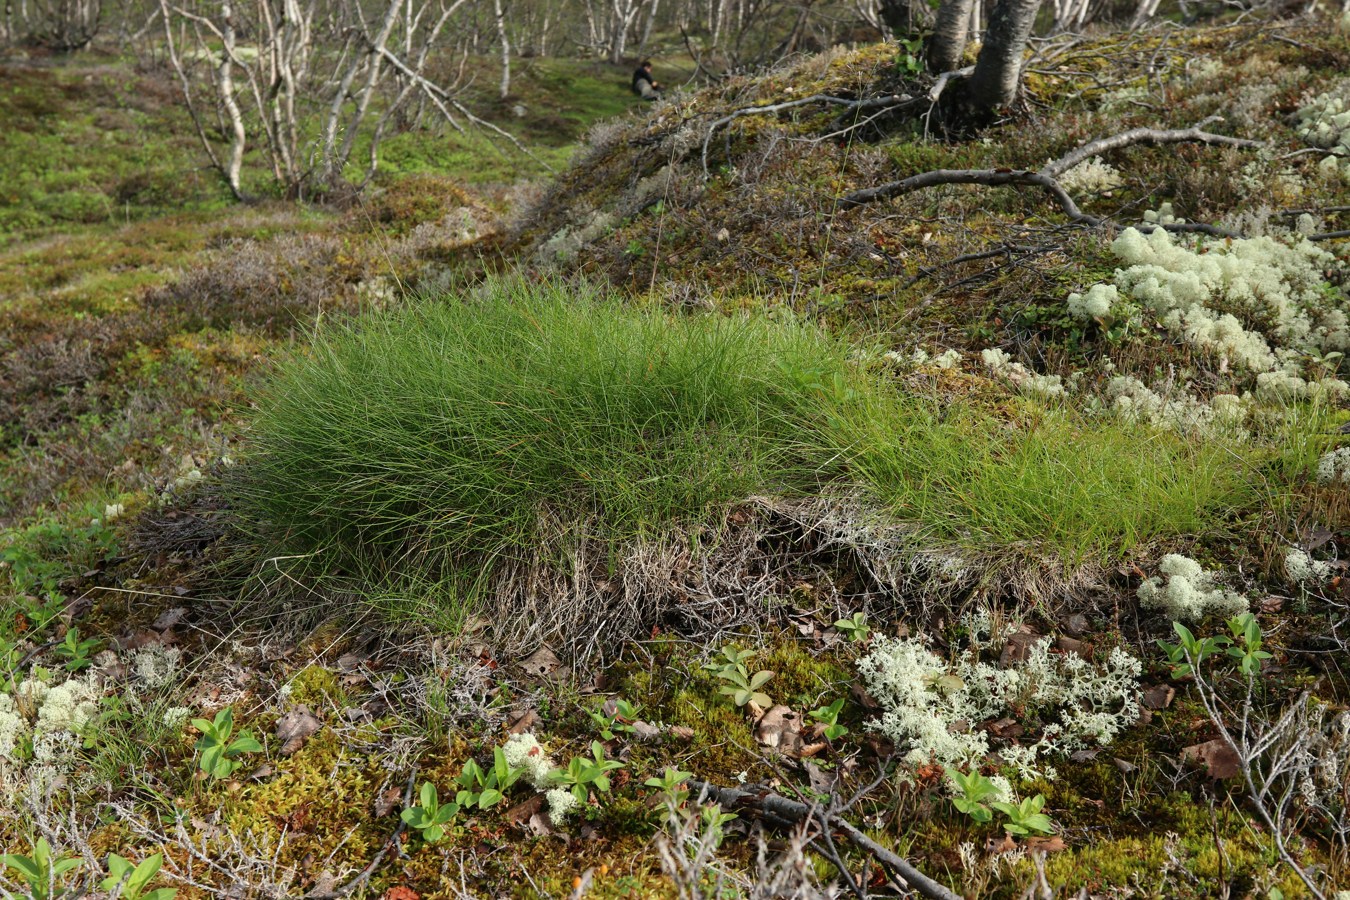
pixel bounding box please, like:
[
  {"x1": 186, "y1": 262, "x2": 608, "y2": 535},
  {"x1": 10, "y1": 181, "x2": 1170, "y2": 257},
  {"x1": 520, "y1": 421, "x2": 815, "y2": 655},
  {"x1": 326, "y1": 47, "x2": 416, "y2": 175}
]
[{"x1": 688, "y1": 779, "x2": 963, "y2": 900}]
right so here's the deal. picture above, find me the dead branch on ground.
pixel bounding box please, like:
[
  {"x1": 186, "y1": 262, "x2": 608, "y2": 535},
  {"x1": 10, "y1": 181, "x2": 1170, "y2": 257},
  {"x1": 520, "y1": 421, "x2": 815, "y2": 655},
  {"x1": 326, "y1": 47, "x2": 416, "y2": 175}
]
[
  {"x1": 840, "y1": 121, "x2": 1263, "y2": 238},
  {"x1": 688, "y1": 779, "x2": 963, "y2": 900}
]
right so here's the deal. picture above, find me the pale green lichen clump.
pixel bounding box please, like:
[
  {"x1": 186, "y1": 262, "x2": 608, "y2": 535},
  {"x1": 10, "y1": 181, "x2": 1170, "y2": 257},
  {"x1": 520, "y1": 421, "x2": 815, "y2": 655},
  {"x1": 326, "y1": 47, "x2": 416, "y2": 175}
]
[
  {"x1": 1070, "y1": 225, "x2": 1348, "y2": 379},
  {"x1": 1137, "y1": 554, "x2": 1249, "y2": 622},
  {"x1": 858, "y1": 630, "x2": 1141, "y2": 780},
  {"x1": 1318, "y1": 447, "x2": 1350, "y2": 484}
]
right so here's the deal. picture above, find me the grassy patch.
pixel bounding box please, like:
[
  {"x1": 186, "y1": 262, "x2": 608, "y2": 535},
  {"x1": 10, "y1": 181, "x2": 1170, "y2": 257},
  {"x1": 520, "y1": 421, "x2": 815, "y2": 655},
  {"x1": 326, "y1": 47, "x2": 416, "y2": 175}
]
[
  {"x1": 233, "y1": 278, "x2": 846, "y2": 577},
  {"x1": 843, "y1": 395, "x2": 1259, "y2": 560},
  {"x1": 235, "y1": 278, "x2": 1262, "y2": 616}
]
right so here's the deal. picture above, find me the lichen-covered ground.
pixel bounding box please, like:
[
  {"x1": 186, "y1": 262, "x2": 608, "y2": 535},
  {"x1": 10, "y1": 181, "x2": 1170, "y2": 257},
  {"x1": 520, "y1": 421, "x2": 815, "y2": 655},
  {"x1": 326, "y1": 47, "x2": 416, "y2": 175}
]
[{"x1": 2, "y1": 16, "x2": 1350, "y2": 900}]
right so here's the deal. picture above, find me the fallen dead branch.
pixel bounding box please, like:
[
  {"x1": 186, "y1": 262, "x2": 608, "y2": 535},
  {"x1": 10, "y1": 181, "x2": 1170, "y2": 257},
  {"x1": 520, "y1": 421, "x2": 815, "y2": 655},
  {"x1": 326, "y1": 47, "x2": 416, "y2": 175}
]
[
  {"x1": 840, "y1": 120, "x2": 1262, "y2": 239},
  {"x1": 700, "y1": 69, "x2": 974, "y2": 178},
  {"x1": 688, "y1": 779, "x2": 963, "y2": 900}
]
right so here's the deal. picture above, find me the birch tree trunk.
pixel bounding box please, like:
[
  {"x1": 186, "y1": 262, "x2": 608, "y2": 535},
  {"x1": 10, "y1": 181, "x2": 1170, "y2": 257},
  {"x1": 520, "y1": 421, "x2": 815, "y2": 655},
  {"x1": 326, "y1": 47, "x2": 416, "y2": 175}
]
[
  {"x1": 927, "y1": 0, "x2": 973, "y2": 72},
  {"x1": 493, "y1": 0, "x2": 510, "y2": 98},
  {"x1": 966, "y1": 0, "x2": 1040, "y2": 110}
]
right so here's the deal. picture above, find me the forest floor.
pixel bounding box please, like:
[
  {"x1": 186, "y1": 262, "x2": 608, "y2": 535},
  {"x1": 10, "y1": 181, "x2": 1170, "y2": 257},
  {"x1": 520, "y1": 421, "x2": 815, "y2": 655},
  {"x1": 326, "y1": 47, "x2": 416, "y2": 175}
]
[{"x1": 2, "y1": 17, "x2": 1350, "y2": 900}]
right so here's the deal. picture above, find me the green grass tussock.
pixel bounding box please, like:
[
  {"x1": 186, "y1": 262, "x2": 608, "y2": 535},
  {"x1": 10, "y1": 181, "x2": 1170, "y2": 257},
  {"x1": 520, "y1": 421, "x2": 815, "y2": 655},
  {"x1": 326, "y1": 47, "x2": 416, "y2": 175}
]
[
  {"x1": 234, "y1": 278, "x2": 848, "y2": 576},
  {"x1": 238, "y1": 278, "x2": 1261, "y2": 592},
  {"x1": 843, "y1": 398, "x2": 1257, "y2": 560}
]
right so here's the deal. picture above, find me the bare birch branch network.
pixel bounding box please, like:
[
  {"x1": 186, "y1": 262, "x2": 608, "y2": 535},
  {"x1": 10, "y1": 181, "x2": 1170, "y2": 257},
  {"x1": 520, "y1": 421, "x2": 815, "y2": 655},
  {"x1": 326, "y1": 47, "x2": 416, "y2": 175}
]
[{"x1": 839, "y1": 121, "x2": 1265, "y2": 238}]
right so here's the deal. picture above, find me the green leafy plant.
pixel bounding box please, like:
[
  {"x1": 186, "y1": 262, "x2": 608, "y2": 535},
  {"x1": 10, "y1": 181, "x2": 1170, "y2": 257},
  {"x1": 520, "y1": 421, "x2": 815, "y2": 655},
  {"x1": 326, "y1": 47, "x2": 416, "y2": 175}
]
[
  {"x1": 454, "y1": 747, "x2": 522, "y2": 810},
  {"x1": 1156, "y1": 621, "x2": 1229, "y2": 678},
  {"x1": 949, "y1": 770, "x2": 999, "y2": 824},
  {"x1": 896, "y1": 36, "x2": 925, "y2": 76},
  {"x1": 807, "y1": 698, "x2": 849, "y2": 740},
  {"x1": 192, "y1": 707, "x2": 263, "y2": 781},
  {"x1": 552, "y1": 740, "x2": 624, "y2": 802},
  {"x1": 699, "y1": 803, "x2": 738, "y2": 849},
  {"x1": 400, "y1": 782, "x2": 459, "y2": 842},
  {"x1": 0, "y1": 838, "x2": 80, "y2": 900},
  {"x1": 1225, "y1": 613, "x2": 1273, "y2": 677},
  {"x1": 644, "y1": 766, "x2": 694, "y2": 824},
  {"x1": 707, "y1": 646, "x2": 774, "y2": 708},
  {"x1": 102, "y1": 852, "x2": 177, "y2": 900},
  {"x1": 991, "y1": 794, "x2": 1055, "y2": 837},
  {"x1": 55, "y1": 626, "x2": 101, "y2": 672},
  {"x1": 833, "y1": 612, "x2": 870, "y2": 643},
  {"x1": 589, "y1": 698, "x2": 639, "y2": 741},
  {"x1": 643, "y1": 766, "x2": 693, "y2": 804}
]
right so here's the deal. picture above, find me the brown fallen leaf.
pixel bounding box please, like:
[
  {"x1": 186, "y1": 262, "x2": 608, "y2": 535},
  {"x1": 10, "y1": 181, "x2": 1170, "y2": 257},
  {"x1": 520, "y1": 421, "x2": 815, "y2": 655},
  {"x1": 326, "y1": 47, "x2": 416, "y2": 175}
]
[
  {"x1": 630, "y1": 720, "x2": 662, "y2": 742},
  {"x1": 528, "y1": 811, "x2": 557, "y2": 836},
  {"x1": 1181, "y1": 739, "x2": 1241, "y2": 779},
  {"x1": 1141, "y1": 684, "x2": 1175, "y2": 710},
  {"x1": 1023, "y1": 836, "x2": 1068, "y2": 853},
  {"x1": 518, "y1": 646, "x2": 563, "y2": 682},
  {"x1": 1061, "y1": 613, "x2": 1090, "y2": 637},
  {"x1": 1055, "y1": 636, "x2": 1087, "y2": 658},
  {"x1": 276, "y1": 706, "x2": 323, "y2": 755},
  {"x1": 373, "y1": 786, "x2": 403, "y2": 817},
  {"x1": 504, "y1": 793, "x2": 545, "y2": 825},
  {"x1": 152, "y1": 607, "x2": 188, "y2": 631},
  {"x1": 1000, "y1": 629, "x2": 1042, "y2": 668},
  {"x1": 508, "y1": 709, "x2": 540, "y2": 734},
  {"x1": 668, "y1": 726, "x2": 695, "y2": 742},
  {"x1": 754, "y1": 705, "x2": 803, "y2": 753}
]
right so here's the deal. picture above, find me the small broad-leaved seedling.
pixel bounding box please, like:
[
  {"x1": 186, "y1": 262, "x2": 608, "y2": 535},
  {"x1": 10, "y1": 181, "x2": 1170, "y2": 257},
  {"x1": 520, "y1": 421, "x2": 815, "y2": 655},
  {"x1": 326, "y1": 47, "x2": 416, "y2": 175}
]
[
  {"x1": 833, "y1": 612, "x2": 870, "y2": 643},
  {"x1": 703, "y1": 646, "x2": 754, "y2": 676},
  {"x1": 192, "y1": 707, "x2": 263, "y2": 781},
  {"x1": 55, "y1": 626, "x2": 101, "y2": 672},
  {"x1": 455, "y1": 747, "x2": 522, "y2": 810},
  {"x1": 643, "y1": 766, "x2": 693, "y2": 802},
  {"x1": 949, "y1": 769, "x2": 999, "y2": 824},
  {"x1": 1156, "y1": 622, "x2": 1229, "y2": 678},
  {"x1": 1, "y1": 837, "x2": 80, "y2": 900},
  {"x1": 807, "y1": 698, "x2": 848, "y2": 740},
  {"x1": 896, "y1": 36, "x2": 924, "y2": 76},
  {"x1": 699, "y1": 803, "x2": 739, "y2": 849},
  {"x1": 717, "y1": 666, "x2": 774, "y2": 708},
  {"x1": 552, "y1": 740, "x2": 624, "y2": 803},
  {"x1": 589, "y1": 698, "x2": 639, "y2": 741},
  {"x1": 401, "y1": 782, "x2": 459, "y2": 842},
  {"x1": 991, "y1": 794, "x2": 1055, "y2": 837},
  {"x1": 644, "y1": 766, "x2": 693, "y2": 824},
  {"x1": 1225, "y1": 613, "x2": 1273, "y2": 677},
  {"x1": 707, "y1": 646, "x2": 773, "y2": 708},
  {"x1": 102, "y1": 852, "x2": 177, "y2": 900}
]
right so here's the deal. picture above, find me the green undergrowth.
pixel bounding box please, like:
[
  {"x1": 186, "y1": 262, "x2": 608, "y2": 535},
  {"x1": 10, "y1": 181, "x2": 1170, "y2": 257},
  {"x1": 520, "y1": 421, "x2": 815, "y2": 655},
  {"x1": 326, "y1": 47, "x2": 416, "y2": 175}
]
[{"x1": 234, "y1": 277, "x2": 1264, "y2": 623}]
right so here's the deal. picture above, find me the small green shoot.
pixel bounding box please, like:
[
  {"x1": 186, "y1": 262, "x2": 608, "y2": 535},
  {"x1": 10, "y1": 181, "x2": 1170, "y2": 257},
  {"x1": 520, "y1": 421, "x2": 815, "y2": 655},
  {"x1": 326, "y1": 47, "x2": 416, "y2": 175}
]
[
  {"x1": 589, "y1": 698, "x2": 639, "y2": 741},
  {"x1": 1156, "y1": 621, "x2": 1229, "y2": 678},
  {"x1": 707, "y1": 645, "x2": 774, "y2": 708},
  {"x1": 55, "y1": 627, "x2": 101, "y2": 672},
  {"x1": 192, "y1": 707, "x2": 263, "y2": 781},
  {"x1": 102, "y1": 852, "x2": 177, "y2": 900},
  {"x1": 552, "y1": 740, "x2": 624, "y2": 802},
  {"x1": 699, "y1": 803, "x2": 738, "y2": 849},
  {"x1": 807, "y1": 698, "x2": 848, "y2": 740},
  {"x1": 401, "y1": 782, "x2": 459, "y2": 842},
  {"x1": 0, "y1": 838, "x2": 80, "y2": 900},
  {"x1": 991, "y1": 794, "x2": 1055, "y2": 836},
  {"x1": 1225, "y1": 613, "x2": 1273, "y2": 677},
  {"x1": 454, "y1": 748, "x2": 522, "y2": 810},
  {"x1": 949, "y1": 770, "x2": 999, "y2": 824},
  {"x1": 833, "y1": 612, "x2": 870, "y2": 643}
]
